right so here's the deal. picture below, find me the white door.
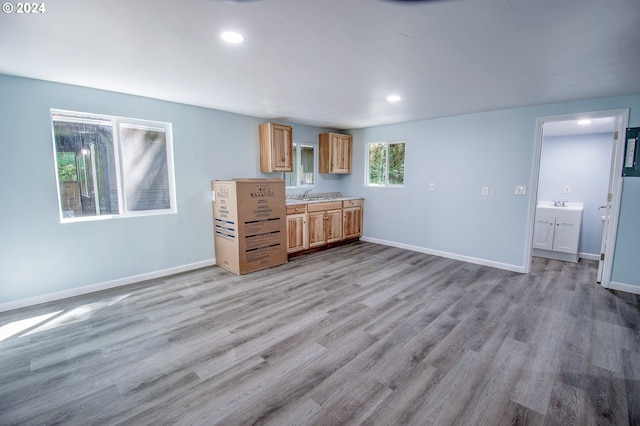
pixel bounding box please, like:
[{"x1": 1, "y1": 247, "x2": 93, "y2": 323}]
[
  {"x1": 597, "y1": 130, "x2": 620, "y2": 283},
  {"x1": 528, "y1": 108, "x2": 628, "y2": 289}
]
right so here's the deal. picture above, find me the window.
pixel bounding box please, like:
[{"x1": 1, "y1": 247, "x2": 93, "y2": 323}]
[
  {"x1": 367, "y1": 141, "x2": 405, "y2": 186},
  {"x1": 51, "y1": 110, "x2": 176, "y2": 222},
  {"x1": 285, "y1": 142, "x2": 315, "y2": 188}
]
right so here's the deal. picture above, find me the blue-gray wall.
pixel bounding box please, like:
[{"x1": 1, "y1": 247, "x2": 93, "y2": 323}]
[
  {"x1": 0, "y1": 74, "x2": 339, "y2": 305},
  {"x1": 613, "y1": 177, "x2": 640, "y2": 285},
  {"x1": 342, "y1": 95, "x2": 640, "y2": 290},
  {"x1": 538, "y1": 133, "x2": 613, "y2": 256},
  {"x1": 1, "y1": 73, "x2": 639, "y2": 307}
]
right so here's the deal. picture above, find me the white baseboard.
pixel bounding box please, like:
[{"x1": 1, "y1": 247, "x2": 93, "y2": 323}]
[
  {"x1": 0, "y1": 259, "x2": 217, "y2": 313},
  {"x1": 579, "y1": 252, "x2": 600, "y2": 261},
  {"x1": 604, "y1": 280, "x2": 640, "y2": 295},
  {"x1": 360, "y1": 237, "x2": 526, "y2": 273}
]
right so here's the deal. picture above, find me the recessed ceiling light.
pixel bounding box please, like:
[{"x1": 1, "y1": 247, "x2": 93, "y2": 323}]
[
  {"x1": 221, "y1": 31, "x2": 245, "y2": 44},
  {"x1": 577, "y1": 119, "x2": 591, "y2": 125},
  {"x1": 386, "y1": 94, "x2": 401, "y2": 103}
]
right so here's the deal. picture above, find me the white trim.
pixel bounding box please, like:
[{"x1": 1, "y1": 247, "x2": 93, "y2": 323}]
[
  {"x1": 578, "y1": 252, "x2": 601, "y2": 261},
  {"x1": 51, "y1": 109, "x2": 178, "y2": 223},
  {"x1": 607, "y1": 281, "x2": 640, "y2": 295},
  {"x1": 526, "y1": 108, "x2": 629, "y2": 283},
  {"x1": 364, "y1": 141, "x2": 406, "y2": 187},
  {"x1": 0, "y1": 259, "x2": 216, "y2": 313},
  {"x1": 361, "y1": 237, "x2": 525, "y2": 273},
  {"x1": 599, "y1": 110, "x2": 629, "y2": 287}
]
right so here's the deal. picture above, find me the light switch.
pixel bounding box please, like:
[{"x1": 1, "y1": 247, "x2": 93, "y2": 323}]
[
  {"x1": 429, "y1": 183, "x2": 435, "y2": 191},
  {"x1": 482, "y1": 186, "x2": 489, "y2": 196}
]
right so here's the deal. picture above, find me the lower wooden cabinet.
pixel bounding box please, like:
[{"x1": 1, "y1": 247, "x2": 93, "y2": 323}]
[
  {"x1": 286, "y1": 198, "x2": 363, "y2": 255},
  {"x1": 286, "y1": 205, "x2": 308, "y2": 253},
  {"x1": 342, "y1": 199, "x2": 363, "y2": 240},
  {"x1": 308, "y1": 201, "x2": 342, "y2": 248}
]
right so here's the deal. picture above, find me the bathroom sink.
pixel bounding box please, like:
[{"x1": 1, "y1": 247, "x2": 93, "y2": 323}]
[
  {"x1": 536, "y1": 201, "x2": 583, "y2": 219},
  {"x1": 537, "y1": 201, "x2": 584, "y2": 211}
]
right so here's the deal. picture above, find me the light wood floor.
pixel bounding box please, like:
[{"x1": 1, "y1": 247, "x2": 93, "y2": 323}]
[{"x1": 1, "y1": 242, "x2": 639, "y2": 425}]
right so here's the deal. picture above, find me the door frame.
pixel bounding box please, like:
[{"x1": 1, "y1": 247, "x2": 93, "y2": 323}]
[{"x1": 524, "y1": 108, "x2": 629, "y2": 287}]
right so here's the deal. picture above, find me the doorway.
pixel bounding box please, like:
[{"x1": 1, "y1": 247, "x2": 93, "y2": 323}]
[{"x1": 526, "y1": 109, "x2": 629, "y2": 287}]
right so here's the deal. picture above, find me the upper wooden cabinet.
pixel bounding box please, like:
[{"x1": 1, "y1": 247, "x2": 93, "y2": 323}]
[
  {"x1": 319, "y1": 133, "x2": 352, "y2": 174},
  {"x1": 260, "y1": 123, "x2": 293, "y2": 173}
]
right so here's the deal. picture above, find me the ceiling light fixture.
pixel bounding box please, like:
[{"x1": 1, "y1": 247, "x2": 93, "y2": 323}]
[
  {"x1": 386, "y1": 94, "x2": 401, "y2": 103},
  {"x1": 577, "y1": 119, "x2": 591, "y2": 125},
  {"x1": 221, "y1": 31, "x2": 245, "y2": 44}
]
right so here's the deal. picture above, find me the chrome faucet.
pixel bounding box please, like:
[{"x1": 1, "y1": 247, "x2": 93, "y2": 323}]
[{"x1": 302, "y1": 189, "x2": 312, "y2": 200}]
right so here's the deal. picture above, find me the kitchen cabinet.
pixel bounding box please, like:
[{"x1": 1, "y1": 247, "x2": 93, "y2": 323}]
[
  {"x1": 307, "y1": 201, "x2": 343, "y2": 248},
  {"x1": 342, "y1": 199, "x2": 363, "y2": 240},
  {"x1": 260, "y1": 123, "x2": 293, "y2": 173},
  {"x1": 319, "y1": 133, "x2": 352, "y2": 174},
  {"x1": 286, "y1": 198, "x2": 363, "y2": 256},
  {"x1": 532, "y1": 204, "x2": 582, "y2": 262},
  {"x1": 286, "y1": 204, "x2": 308, "y2": 253}
]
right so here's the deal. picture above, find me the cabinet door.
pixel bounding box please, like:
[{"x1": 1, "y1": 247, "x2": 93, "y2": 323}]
[
  {"x1": 331, "y1": 134, "x2": 352, "y2": 174},
  {"x1": 319, "y1": 133, "x2": 352, "y2": 174},
  {"x1": 553, "y1": 217, "x2": 580, "y2": 254},
  {"x1": 532, "y1": 215, "x2": 555, "y2": 250},
  {"x1": 343, "y1": 206, "x2": 362, "y2": 239},
  {"x1": 308, "y1": 210, "x2": 326, "y2": 248},
  {"x1": 271, "y1": 124, "x2": 292, "y2": 171},
  {"x1": 260, "y1": 123, "x2": 293, "y2": 172},
  {"x1": 326, "y1": 209, "x2": 342, "y2": 243},
  {"x1": 286, "y1": 213, "x2": 307, "y2": 253}
]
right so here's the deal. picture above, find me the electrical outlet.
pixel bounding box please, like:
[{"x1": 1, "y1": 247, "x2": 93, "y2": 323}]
[
  {"x1": 482, "y1": 186, "x2": 489, "y2": 196},
  {"x1": 429, "y1": 183, "x2": 435, "y2": 191},
  {"x1": 563, "y1": 185, "x2": 571, "y2": 194},
  {"x1": 515, "y1": 185, "x2": 527, "y2": 195}
]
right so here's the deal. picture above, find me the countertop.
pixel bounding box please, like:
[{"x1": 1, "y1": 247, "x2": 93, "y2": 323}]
[{"x1": 286, "y1": 194, "x2": 363, "y2": 205}]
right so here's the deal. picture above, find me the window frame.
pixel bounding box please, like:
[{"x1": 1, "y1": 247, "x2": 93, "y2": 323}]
[
  {"x1": 51, "y1": 109, "x2": 177, "y2": 223},
  {"x1": 365, "y1": 140, "x2": 406, "y2": 187},
  {"x1": 285, "y1": 141, "x2": 316, "y2": 189}
]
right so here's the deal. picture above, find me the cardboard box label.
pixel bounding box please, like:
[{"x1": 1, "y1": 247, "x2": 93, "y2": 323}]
[{"x1": 244, "y1": 218, "x2": 281, "y2": 235}]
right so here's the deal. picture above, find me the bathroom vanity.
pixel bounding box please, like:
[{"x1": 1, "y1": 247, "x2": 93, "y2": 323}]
[{"x1": 532, "y1": 201, "x2": 583, "y2": 263}]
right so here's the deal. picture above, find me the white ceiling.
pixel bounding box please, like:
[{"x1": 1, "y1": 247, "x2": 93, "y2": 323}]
[
  {"x1": 1, "y1": 0, "x2": 639, "y2": 130},
  {"x1": 544, "y1": 116, "x2": 616, "y2": 137}
]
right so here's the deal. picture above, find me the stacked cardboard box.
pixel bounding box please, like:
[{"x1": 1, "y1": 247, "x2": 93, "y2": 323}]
[{"x1": 212, "y1": 179, "x2": 287, "y2": 275}]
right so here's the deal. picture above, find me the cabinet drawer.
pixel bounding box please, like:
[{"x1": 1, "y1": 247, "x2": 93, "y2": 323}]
[
  {"x1": 307, "y1": 201, "x2": 342, "y2": 212},
  {"x1": 343, "y1": 199, "x2": 363, "y2": 208},
  {"x1": 286, "y1": 204, "x2": 307, "y2": 215}
]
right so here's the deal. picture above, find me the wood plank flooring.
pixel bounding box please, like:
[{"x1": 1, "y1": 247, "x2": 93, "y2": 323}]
[{"x1": 1, "y1": 241, "x2": 639, "y2": 425}]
